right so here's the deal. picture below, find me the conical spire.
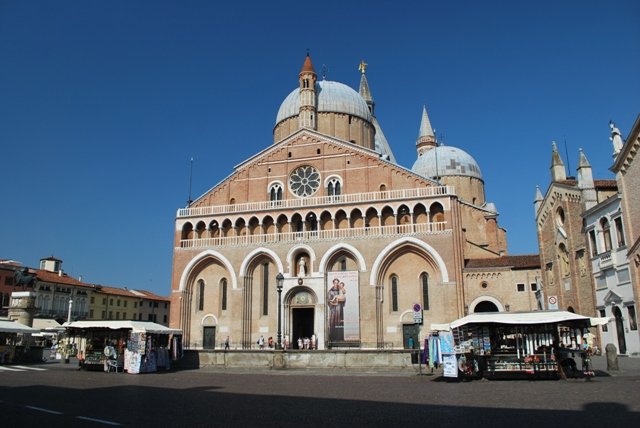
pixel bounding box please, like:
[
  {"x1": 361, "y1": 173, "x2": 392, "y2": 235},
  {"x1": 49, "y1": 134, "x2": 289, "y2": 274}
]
[
  {"x1": 577, "y1": 148, "x2": 591, "y2": 169},
  {"x1": 416, "y1": 105, "x2": 436, "y2": 155},
  {"x1": 534, "y1": 185, "x2": 543, "y2": 202},
  {"x1": 300, "y1": 53, "x2": 315, "y2": 74},
  {"x1": 534, "y1": 185, "x2": 544, "y2": 215},
  {"x1": 419, "y1": 106, "x2": 434, "y2": 138},
  {"x1": 358, "y1": 60, "x2": 375, "y2": 114},
  {"x1": 550, "y1": 141, "x2": 567, "y2": 181}
]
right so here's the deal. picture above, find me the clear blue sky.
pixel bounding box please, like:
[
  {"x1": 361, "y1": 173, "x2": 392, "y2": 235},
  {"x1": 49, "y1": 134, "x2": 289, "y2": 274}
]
[{"x1": 1, "y1": 1, "x2": 638, "y2": 296}]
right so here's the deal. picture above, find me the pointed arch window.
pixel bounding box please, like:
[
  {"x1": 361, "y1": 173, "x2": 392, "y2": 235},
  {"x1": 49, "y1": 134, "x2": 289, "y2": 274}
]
[
  {"x1": 391, "y1": 275, "x2": 399, "y2": 312},
  {"x1": 220, "y1": 278, "x2": 228, "y2": 311},
  {"x1": 421, "y1": 273, "x2": 430, "y2": 311},
  {"x1": 197, "y1": 279, "x2": 205, "y2": 311}
]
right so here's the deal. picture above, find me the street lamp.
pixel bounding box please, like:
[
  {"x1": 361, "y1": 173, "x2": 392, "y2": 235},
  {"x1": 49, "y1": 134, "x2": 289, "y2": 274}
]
[
  {"x1": 67, "y1": 298, "x2": 73, "y2": 323},
  {"x1": 276, "y1": 272, "x2": 284, "y2": 350}
]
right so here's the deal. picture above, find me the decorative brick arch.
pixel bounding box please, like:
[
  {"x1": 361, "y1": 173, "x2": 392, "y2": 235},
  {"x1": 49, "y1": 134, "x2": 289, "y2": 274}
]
[
  {"x1": 239, "y1": 247, "x2": 284, "y2": 277},
  {"x1": 369, "y1": 237, "x2": 449, "y2": 286},
  {"x1": 179, "y1": 250, "x2": 237, "y2": 291},
  {"x1": 318, "y1": 243, "x2": 367, "y2": 274}
]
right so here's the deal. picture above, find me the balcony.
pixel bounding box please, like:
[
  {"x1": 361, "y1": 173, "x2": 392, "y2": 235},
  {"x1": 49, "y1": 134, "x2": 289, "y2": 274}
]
[
  {"x1": 177, "y1": 186, "x2": 455, "y2": 218},
  {"x1": 178, "y1": 221, "x2": 450, "y2": 249},
  {"x1": 598, "y1": 251, "x2": 613, "y2": 269}
]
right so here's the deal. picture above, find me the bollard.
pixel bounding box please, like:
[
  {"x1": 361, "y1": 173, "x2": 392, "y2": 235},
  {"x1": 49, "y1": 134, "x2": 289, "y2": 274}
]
[{"x1": 605, "y1": 343, "x2": 619, "y2": 371}]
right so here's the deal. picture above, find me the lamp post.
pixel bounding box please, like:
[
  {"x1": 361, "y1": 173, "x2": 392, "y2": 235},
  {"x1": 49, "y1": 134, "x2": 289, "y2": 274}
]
[
  {"x1": 67, "y1": 298, "x2": 73, "y2": 323},
  {"x1": 276, "y1": 272, "x2": 284, "y2": 350}
]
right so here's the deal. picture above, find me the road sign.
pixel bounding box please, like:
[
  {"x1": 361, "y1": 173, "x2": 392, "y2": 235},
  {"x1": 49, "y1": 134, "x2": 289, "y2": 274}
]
[
  {"x1": 413, "y1": 303, "x2": 423, "y2": 324},
  {"x1": 548, "y1": 295, "x2": 558, "y2": 310}
]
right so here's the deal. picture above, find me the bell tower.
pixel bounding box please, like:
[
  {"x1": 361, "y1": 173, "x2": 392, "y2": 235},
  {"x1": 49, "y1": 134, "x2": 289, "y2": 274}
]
[{"x1": 298, "y1": 53, "x2": 317, "y2": 130}]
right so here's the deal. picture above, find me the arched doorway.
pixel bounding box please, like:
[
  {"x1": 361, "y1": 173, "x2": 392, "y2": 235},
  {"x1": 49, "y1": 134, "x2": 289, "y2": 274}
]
[
  {"x1": 612, "y1": 306, "x2": 627, "y2": 354},
  {"x1": 473, "y1": 301, "x2": 499, "y2": 313},
  {"x1": 289, "y1": 289, "x2": 316, "y2": 349}
]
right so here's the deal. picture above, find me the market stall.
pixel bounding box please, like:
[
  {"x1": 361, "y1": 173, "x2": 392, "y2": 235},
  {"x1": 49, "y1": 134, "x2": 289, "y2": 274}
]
[
  {"x1": 0, "y1": 319, "x2": 39, "y2": 364},
  {"x1": 443, "y1": 311, "x2": 601, "y2": 380},
  {"x1": 63, "y1": 320, "x2": 182, "y2": 374}
]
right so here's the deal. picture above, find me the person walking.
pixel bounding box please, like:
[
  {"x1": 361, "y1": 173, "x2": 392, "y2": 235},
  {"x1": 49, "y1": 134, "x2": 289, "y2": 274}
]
[{"x1": 224, "y1": 336, "x2": 230, "y2": 350}]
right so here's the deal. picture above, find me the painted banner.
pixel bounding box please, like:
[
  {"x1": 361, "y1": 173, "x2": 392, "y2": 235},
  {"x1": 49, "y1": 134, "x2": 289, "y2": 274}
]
[{"x1": 326, "y1": 271, "x2": 360, "y2": 343}]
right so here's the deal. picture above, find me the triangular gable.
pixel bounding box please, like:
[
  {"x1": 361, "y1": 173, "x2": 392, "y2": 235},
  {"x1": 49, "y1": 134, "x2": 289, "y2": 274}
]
[
  {"x1": 190, "y1": 128, "x2": 438, "y2": 206},
  {"x1": 603, "y1": 290, "x2": 623, "y2": 305}
]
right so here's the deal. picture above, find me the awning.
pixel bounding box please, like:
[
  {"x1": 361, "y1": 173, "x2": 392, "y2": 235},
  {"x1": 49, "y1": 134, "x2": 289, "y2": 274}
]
[
  {"x1": 449, "y1": 311, "x2": 591, "y2": 329},
  {"x1": 589, "y1": 317, "x2": 611, "y2": 326},
  {"x1": 63, "y1": 320, "x2": 182, "y2": 335},
  {"x1": 0, "y1": 319, "x2": 40, "y2": 334}
]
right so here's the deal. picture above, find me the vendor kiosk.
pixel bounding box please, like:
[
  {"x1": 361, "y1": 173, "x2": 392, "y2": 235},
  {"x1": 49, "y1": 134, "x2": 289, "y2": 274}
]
[
  {"x1": 63, "y1": 320, "x2": 182, "y2": 374},
  {"x1": 446, "y1": 311, "x2": 600, "y2": 380},
  {"x1": 0, "y1": 319, "x2": 39, "y2": 364}
]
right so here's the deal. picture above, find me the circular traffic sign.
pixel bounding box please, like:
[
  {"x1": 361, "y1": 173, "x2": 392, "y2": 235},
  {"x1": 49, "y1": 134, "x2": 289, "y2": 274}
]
[
  {"x1": 548, "y1": 296, "x2": 557, "y2": 304},
  {"x1": 413, "y1": 303, "x2": 421, "y2": 312}
]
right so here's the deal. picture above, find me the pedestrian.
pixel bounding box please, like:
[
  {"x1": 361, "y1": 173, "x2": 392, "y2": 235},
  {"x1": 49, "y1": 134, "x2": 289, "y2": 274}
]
[
  {"x1": 297, "y1": 337, "x2": 303, "y2": 350},
  {"x1": 224, "y1": 336, "x2": 230, "y2": 350},
  {"x1": 258, "y1": 335, "x2": 265, "y2": 350}
]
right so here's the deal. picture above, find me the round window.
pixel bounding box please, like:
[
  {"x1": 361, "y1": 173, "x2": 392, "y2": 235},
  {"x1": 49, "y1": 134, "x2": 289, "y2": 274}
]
[{"x1": 289, "y1": 165, "x2": 320, "y2": 198}]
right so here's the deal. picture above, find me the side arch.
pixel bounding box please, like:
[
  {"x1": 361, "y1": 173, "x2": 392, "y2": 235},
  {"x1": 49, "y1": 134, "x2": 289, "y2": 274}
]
[
  {"x1": 468, "y1": 295, "x2": 505, "y2": 313},
  {"x1": 318, "y1": 243, "x2": 367, "y2": 273},
  {"x1": 369, "y1": 237, "x2": 449, "y2": 286},
  {"x1": 239, "y1": 247, "x2": 284, "y2": 277},
  {"x1": 179, "y1": 250, "x2": 238, "y2": 291}
]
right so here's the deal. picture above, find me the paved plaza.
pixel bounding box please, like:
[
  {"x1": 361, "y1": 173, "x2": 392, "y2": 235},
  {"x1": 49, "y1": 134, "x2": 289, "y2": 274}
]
[{"x1": 1, "y1": 356, "x2": 639, "y2": 427}]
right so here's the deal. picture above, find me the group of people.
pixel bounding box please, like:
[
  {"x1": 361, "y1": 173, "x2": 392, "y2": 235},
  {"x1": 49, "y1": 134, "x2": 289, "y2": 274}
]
[{"x1": 296, "y1": 336, "x2": 316, "y2": 350}]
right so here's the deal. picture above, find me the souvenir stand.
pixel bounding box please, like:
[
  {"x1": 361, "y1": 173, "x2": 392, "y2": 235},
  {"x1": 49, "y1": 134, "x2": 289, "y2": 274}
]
[
  {"x1": 0, "y1": 319, "x2": 39, "y2": 364},
  {"x1": 63, "y1": 320, "x2": 182, "y2": 374},
  {"x1": 447, "y1": 311, "x2": 597, "y2": 380}
]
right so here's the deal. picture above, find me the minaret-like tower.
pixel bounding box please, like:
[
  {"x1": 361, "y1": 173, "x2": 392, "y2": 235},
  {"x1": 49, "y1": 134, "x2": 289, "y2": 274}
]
[
  {"x1": 416, "y1": 105, "x2": 436, "y2": 156},
  {"x1": 534, "y1": 185, "x2": 544, "y2": 215},
  {"x1": 358, "y1": 60, "x2": 375, "y2": 115},
  {"x1": 577, "y1": 148, "x2": 597, "y2": 210},
  {"x1": 298, "y1": 53, "x2": 317, "y2": 130},
  {"x1": 550, "y1": 141, "x2": 567, "y2": 182}
]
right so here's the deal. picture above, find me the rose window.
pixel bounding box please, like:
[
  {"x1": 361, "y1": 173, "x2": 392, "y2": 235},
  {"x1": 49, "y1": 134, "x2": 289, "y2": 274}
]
[{"x1": 289, "y1": 165, "x2": 320, "y2": 198}]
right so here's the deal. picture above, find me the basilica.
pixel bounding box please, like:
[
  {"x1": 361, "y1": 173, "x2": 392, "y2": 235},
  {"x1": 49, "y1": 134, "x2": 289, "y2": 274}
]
[{"x1": 169, "y1": 54, "x2": 541, "y2": 350}]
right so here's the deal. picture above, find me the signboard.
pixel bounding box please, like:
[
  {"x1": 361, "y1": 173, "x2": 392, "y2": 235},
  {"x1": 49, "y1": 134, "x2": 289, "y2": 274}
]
[
  {"x1": 443, "y1": 354, "x2": 458, "y2": 378},
  {"x1": 413, "y1": 303, "x2": 423, "y2": 324},
  {"x1": 327, "y1": 271, "x2": 360, "y2": 343},
  {"x1": 548, "y1": 295, "x2": 559, "y2": 310}
]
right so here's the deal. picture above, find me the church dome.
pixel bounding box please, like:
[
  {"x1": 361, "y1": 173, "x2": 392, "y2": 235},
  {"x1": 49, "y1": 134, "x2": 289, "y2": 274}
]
[
  {"x1": 411, "y1": 146, "x2": 483, "y2": 180},
  {"x1": 275, "y1": 80, "x2": 372, "y2": 125}
]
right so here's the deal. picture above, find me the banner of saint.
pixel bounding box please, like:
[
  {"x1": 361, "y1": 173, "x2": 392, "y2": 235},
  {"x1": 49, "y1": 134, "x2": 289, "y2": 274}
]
[{"x1": 326, "y1": 271, "x2": 360, "y2": 345}]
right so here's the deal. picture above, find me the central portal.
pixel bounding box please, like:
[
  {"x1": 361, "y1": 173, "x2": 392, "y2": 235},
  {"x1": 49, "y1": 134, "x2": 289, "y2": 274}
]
[{"x1": 291, "y1": 307, "x2": 314, "y2": 349}]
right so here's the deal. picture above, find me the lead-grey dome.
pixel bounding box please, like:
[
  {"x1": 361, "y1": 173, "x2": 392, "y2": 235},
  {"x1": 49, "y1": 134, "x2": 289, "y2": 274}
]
[
  {"x1": 411, "y1": 146, "x2": 483, "y2": 180},
  {"x1": 275, "y1": 80, "x2": 372, "y2": 125}
]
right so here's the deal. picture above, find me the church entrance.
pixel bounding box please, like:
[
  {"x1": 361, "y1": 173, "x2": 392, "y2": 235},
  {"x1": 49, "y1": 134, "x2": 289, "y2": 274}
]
[
  {"x1": 291, "y1": 307, "x2": 314, "y2": 349},
  {"x1": 613, "y1": 306, "x2": 627, "y2": 354},
  {"x1": 203, "y1": 326, "x2": 216, "y2": 349}
]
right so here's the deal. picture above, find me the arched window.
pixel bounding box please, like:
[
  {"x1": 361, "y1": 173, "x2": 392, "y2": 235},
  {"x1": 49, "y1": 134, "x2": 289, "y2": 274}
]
[
  {"x1": 340, "y1": 257, "x2": 347, "y2": 271},
  {"x1": 421, "y1": 273, "x2": 429, "y2": 311},
  {"x1": 269, "y1": 183, "x2": 283, "y2": 202},
  {"x1": 220, "y1": 278, "x2": 228, "y2": 311},
  {"x1": 430, "y1": 202, "x2": 445, "y2": 223},
  {"x1": 197, "y1": 279, "x2": 205, "y2": 311},
  {"x1": 391, "y1": 275, "x2": 399, "y2": 312},
  {"x1": 601, "y1": 218, "x2": 612, "y2": 252},
  {"x1": 327, "y1": 177, "x2": 342, "y2": 196}
]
